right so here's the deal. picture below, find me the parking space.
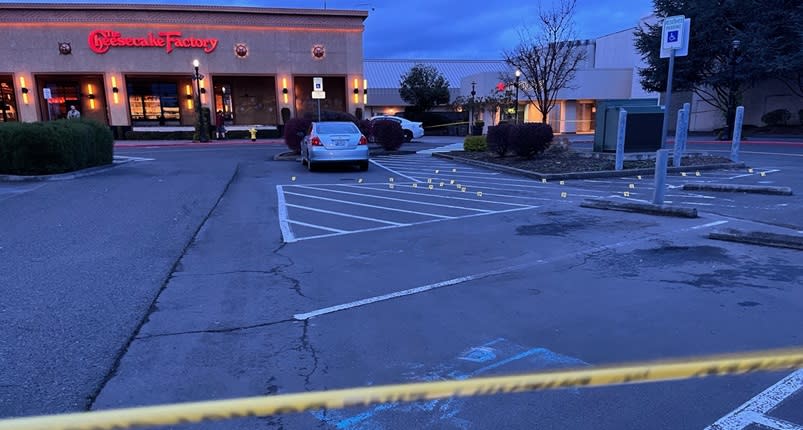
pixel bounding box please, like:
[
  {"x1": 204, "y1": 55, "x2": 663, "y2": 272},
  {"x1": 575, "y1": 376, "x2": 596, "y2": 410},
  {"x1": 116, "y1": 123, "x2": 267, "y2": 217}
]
[
  {"x1": 277, "y1": 153, "x2": 799, "y2": 242},
  {"x1": 705, "y1": 370, "x2": 803, "y2": 430}
]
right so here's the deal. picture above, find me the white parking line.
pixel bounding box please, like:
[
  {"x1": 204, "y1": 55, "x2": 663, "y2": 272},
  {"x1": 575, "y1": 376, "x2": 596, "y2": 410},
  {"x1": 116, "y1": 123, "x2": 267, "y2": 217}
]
[
  {"x1": 292, "y1": 185, "x2": 492, "y2": 213},
  {"x1": 276, "y1": 185, "x2": 296, "y2": 243},
  {"x1": 285, "y1": 203, "x2": 407, "y2": 226},
  {"x1": 705, "y1": 370, "x2": 803, "y2": 430},
  {"x1": 370, "y1": 159, "x2": 421, "y2": 182},
  {"x1": 287, "y1": 219, "x2": 347, "y2": 233},
  {"x1": 381, "y1": 167, "x2": 504, "y2": 178},
  {"x1": 691, "y1": 220, "x2": 729, "y2": 230},
  {"x1": 282, "y1": 190, "x2": 452, "y2": 218},
  {"x1": 290, "y1": 206, "x2": 538, "y2": 243},
  {"x1": 338, "y1": 184, "x2": 532, "y2": 207}
]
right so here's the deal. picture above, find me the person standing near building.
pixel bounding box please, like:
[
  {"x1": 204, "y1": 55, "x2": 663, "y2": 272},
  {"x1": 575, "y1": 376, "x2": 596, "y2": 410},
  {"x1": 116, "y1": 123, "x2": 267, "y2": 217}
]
[
  {"x1": 215, "y1": 110, "x2": 226, "y2": 140},
  {"x1": 67, "y1": 105, "x2": 81, "y2": 120}
]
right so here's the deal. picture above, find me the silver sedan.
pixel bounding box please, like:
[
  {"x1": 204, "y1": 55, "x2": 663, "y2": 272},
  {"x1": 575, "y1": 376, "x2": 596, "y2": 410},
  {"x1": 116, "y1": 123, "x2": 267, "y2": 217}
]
[{"x1": 301, "y1": 121, "x2": 370, "y2": 171}]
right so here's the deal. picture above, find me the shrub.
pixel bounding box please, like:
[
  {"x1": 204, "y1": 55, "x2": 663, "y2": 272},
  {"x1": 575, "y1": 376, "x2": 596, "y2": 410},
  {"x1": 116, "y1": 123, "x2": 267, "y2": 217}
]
[
  {"x1": 283, "y1": 118, "x2": 311, "y2": 153},
  {"x1": 509, "y1": 123, "x2": 554, "y2": 159},
  {"x1": 372, "y1": 119, "x2": 404, "y2": 151},
  {"x1": 799, "y1": 109, "x2": 803, "y2": 126},
  {"x1": 0, "y1": 119, "x2": 113, "y2": 175},
  {"x1": 463, "y1": 135, "x2": 487, "y2": 152},
  {"x1": 357, "y1": 119, "x2": 373, "y2": 140},
  {"x1": 761, "y1": 109, "x2": 792, "y2": 126},
  {"x1": 486, "y1": 123, "x2": 512, "y2": 156}
]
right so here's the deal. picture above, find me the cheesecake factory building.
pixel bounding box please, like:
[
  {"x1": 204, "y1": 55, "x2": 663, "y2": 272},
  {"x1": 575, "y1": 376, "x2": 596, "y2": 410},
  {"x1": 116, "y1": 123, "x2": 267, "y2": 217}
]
[{"x1": 0, "y1": 4, "x2": 368, "y2": 133}]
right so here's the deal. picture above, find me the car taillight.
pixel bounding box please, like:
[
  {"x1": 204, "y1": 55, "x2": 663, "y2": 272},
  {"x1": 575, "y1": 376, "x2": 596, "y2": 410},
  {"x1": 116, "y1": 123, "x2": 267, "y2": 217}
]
[
  {"x1": 359, "y1": 135, "x2": 367, "y2": 145},
  {"x1": 311, "y1": 136, "x2": 322, "y2": 146}
]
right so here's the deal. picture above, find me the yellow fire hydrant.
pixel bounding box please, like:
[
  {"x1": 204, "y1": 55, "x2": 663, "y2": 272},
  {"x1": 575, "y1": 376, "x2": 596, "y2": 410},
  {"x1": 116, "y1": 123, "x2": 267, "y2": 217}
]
[{"x1": 249, "y1": 127, "x2": 257, "y2": 142}]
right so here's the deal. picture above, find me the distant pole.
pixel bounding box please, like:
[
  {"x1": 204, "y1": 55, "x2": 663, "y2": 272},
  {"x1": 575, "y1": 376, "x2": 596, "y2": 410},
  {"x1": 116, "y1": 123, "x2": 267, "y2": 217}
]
[
  {"x1": 731, "y1": 106, "x2": 744, "y2": 163},
  {"x1": 615, "y1": 109, "x2": 627, "y2": 170},
  {"x1": 514, "y1": 69, "x2": 521, "y2": 124},
  {"x1": 673, "y1": 108, "x2": 688, "y2": 168},
  {"x1": 659, "y1": 49, "x2": 676, "y2": 150},
  {"x1": 652, "y1": 149, "x2": 669, "y2": 205}
]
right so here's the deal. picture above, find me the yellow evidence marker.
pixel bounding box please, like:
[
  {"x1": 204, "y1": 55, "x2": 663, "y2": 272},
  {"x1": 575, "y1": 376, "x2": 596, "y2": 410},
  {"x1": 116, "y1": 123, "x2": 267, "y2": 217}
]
[
  {"x1": 542, "y1": 179, "x2": 547, "y2": 183},
  {"x1": 461, "y1": 187, "x2": 467, "y2": 192},
  {"x1": 477, "y1": 191, "x2": 483, "y2": 197},
  {"x1": 561, "y1": 192, "x2": 568, "y2": 198},
  {"x1": 440, "y1": 182, "x2": 445, "y2": 187},
  {"x1": 435, "y1": 169, "x2": 440, "y2": 174},
  {"x1": 760, "y1": 172, "x2": 767, "y2": 176},
  {"x1": 412, "y1": 183, "x2": 418, "y2": 188},
  {"x1": 748, "y1": 168, "x2": 754, "y2": 173},
  {"x1": 389, "y1": 184, "x2": 395, "y2": 189},
  {"x1": 637, "y1": 175, "x2": 643, "y2": 180},
  {"x1": 695, "y1": 171, "x2": 701, "y2": 176},
  {"x1": 427, "y1": 178, "x2": 432, "y2": 184},
  {"x1": 681, "y1": 172, "x2": 687, "y2": 177},
  {"x1": 450, "y1": 179, "x2": 455, "y2": 184},
  {"x1": 291, "y1": 176, "x2": 296, "y2": 181},
  {"x1": 389, "y1": 177, "x2": 394, "y2": 182},
  {"x1": 624, "y1": 191, "x2": 631, "y2": 197},
  {"x1": 428, "y1": 184, "x2": 434, "y2": 190},
  {"x1": 358, "y1": 178, "x2": 363, "y2": 183},
  {"x1": 452, "y1": 168, "x2": 457, "y2": 172},
  {"x1": 629, "y1": 184, "x2": 635, "y2": 189},
  {"x1": 559, "y1": 180, "x2": 565, "y2": 185}
]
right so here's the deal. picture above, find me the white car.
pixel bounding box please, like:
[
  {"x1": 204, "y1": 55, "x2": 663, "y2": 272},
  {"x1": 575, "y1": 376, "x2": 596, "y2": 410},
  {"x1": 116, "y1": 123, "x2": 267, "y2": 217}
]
[{"x1": 370, "y1": 116, "x2": 424, "y2": 142}]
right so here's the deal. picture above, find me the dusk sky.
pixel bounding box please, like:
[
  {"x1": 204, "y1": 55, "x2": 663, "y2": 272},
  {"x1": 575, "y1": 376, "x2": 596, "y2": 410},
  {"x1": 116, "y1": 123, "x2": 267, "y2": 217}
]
[{"x1": 5, "y1": 0, "x2": 655, "y2": 59}]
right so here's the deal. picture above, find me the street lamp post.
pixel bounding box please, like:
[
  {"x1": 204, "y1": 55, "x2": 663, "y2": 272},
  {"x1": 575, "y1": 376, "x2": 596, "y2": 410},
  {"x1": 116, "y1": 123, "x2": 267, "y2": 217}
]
[
  {"x1": 192, "y1": 59, "x2": 209, "y2": 142},
  {"x1": 727, "y1": 39, "x2": 741, "y2": 141},
  {"x1": 470, "y1": 81, "x2": 476, "y2": 134},
  {"x1": 514, "y1": 69, "x2": 521, "y2": 124}
]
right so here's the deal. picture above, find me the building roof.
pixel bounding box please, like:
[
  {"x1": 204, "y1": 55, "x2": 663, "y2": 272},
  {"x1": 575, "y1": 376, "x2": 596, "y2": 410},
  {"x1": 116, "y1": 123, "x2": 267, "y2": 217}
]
[
  {"x1": 365, "y1": 59, "x2": 509, "y2": 88},
  {"x1": 0, "y1": 3, "x2": 369, "y2": 19}
]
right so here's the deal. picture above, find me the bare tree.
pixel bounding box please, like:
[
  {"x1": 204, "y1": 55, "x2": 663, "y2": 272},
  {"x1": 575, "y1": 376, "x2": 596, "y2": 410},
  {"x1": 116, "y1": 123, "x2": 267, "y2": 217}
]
[{"x1": 503, "y1": 0, "x2": 586, "y2": 124}]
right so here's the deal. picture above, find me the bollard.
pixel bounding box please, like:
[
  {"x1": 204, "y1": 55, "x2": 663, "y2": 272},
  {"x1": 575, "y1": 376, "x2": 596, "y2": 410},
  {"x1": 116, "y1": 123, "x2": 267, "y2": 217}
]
[
  {"x1": 673, "y1": 108, "x2": 688, "y2": 168},
  {"x1": 731, "y1": 106, "x2": 744, "y2": 163},
  {"x1": 681, "y1": 103, "x2": 691, "y2": 156},
  {"x1": 652, "y1": 149, "x2": 669, "y2": 205},
  {"x1": 615, "y1": 109, "x2": 627, "y2": 171}
]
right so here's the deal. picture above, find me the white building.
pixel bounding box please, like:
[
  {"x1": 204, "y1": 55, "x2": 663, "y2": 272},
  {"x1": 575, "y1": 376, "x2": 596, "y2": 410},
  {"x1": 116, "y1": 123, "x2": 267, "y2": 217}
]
[{"x1": 365, "y1": 15, "x2": 803, "y2": 134}]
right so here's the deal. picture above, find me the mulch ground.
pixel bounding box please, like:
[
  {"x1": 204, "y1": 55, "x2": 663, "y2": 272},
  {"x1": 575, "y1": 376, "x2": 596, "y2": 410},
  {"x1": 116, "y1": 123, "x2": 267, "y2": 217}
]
[{"x1": 447, "y1": 150, "x2": 735, "y2": 173}]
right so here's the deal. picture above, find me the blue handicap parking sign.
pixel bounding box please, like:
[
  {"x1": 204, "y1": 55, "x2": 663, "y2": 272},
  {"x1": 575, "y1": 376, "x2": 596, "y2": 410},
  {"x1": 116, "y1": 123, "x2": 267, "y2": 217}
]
[{"x1": 667, "y1": 30, "x2": 679, "y2": 43}]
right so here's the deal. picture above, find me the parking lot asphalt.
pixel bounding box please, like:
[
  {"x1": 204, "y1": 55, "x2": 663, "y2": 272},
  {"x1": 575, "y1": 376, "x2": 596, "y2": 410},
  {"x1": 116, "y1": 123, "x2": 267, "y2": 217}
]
[{"x1": 2, "y1": 138, "x2": 802, "y2": 429}]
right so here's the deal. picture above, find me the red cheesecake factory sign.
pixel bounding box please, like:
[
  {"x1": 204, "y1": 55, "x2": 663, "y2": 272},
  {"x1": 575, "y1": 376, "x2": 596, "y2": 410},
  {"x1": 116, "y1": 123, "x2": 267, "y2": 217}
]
[{"x1": 88, "y1": 30, "x2": 219, "y2": 54}]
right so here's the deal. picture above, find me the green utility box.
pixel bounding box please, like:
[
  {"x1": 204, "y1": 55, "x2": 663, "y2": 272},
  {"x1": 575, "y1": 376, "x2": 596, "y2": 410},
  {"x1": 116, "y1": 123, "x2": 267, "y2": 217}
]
[{"x1": 594, "y1": 99, "x2": 662, "y2": 152}]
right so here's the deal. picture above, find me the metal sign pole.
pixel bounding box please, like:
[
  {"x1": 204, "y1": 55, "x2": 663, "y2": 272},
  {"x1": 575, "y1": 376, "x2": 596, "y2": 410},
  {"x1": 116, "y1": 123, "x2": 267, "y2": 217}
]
[
  {"x1": 659, "y1": 48, "x2": 676, "y2": 150},
  {"x1": 317, "y1": 99, "x2": 321, "y2": 122}
]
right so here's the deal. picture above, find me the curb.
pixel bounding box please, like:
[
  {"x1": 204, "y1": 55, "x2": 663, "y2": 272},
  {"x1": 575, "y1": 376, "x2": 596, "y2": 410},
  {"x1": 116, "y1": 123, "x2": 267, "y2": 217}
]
[
  {"x1": 709, "y1": 228, "x2": 803, "y2": 250},
  {"x1": 580, "y1": 198, "x2": 698, "y2": 218},
  {"x1": 681, "y1": 183, "x2": 793, "y2": 196},
  {"x1": 431, "y1": 152, "x2": 745, "y2": 180},
  {"x1": 274, "y1": 151, "x2": 300, "y2": 161},
  {"x1": 0, "y1": 160, "x2": 132, "y2": 182}
]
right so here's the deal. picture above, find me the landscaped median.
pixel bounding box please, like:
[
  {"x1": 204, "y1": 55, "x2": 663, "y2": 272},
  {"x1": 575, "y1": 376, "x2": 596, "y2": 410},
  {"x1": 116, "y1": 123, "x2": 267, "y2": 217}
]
[
  {"x1": 433, "y1": 148, "x2": 743, "y2": 181},
  {"x1": 0, "y1": 119, "x2": 114, "y2": 177}
]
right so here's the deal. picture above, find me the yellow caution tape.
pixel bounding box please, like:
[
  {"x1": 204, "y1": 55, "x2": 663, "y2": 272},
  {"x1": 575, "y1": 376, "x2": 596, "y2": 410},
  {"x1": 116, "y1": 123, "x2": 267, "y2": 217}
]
[{"x1": 2, "y1": 348, "x2": 802, "y2": 430}]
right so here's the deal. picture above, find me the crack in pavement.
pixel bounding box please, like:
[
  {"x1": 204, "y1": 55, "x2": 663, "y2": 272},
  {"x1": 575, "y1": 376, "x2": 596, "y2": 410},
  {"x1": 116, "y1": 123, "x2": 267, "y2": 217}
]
[
  {"x1": 272, "y1": 242, "x2": 309, "y2": 299},
  {"x1": 171, "y1": 270, "x2": 277, "y2": 277},
  {"x1": 134, "y1": 318, "x2": 295, "y2": 340},
  {"x1": 298, "y1": 319, "x2": 320, "y2": 390},
  {"x1": 85, "y1": 164, "x2": 242, "y2": 411}
]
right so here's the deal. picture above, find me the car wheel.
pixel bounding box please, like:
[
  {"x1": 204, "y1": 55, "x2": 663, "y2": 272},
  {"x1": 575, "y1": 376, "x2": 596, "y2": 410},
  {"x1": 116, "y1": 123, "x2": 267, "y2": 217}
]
[
  {"x1": 403, "y1": 130, "x2": 413, "y2": 142},
  {"x1": 359, "y1": 161, "x2": 369, "y2": 171}
]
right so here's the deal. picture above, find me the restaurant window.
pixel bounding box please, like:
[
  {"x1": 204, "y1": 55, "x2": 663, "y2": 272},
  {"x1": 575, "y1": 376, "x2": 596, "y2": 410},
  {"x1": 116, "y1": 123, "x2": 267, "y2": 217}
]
[
  {"x1": 0, "y1": 80, "x2": 18, "y2": 123},
  {"x1": 127, "y1": 80, "x2": 180, "y2": 125},
  {"x1": 42, "y1": 82, "x2": 80, "y2": 121}
]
